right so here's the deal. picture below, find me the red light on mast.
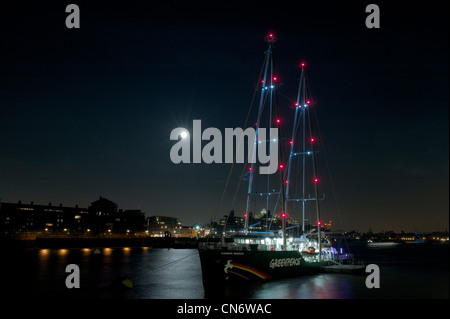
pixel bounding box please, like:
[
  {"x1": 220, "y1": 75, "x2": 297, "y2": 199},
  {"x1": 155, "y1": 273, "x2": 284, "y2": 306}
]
[
  {"x1": 306, "y1": 100, "x2": 311, "y2": 105},
  {"x1": 276, "y1": 118, "x2": 280, "y2": 124},
  {"x1": 310, "y1": 138, "x2": 315, "y2": 143},
  {"x1": 244, "y1": 213, "x2": 247, "y2": 218},
  {"x1": 265, "y1": 33, "x2": 277, "y2": 43},
  {"x1": 301, "y1": 62, "x2": 305, "y2": 67},
  {"x1": 279, "y1": 164, "x2": 284, "y2": 169},
  {"x1": 273, "y1": 76, "x2": 277, "y2": 81},
  {"x1": 314, "y1": 178, "x2": 318, "y2": 183},
  {"x1": 317, "y1": 221, "x2": 321, "y2": 226},
  {"x1": 281, "y1": 212, "x2": 286, "y2": 218}
]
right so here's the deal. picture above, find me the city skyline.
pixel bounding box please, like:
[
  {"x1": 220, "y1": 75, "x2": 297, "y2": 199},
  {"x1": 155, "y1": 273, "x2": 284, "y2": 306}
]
[
  {"x1": 0, "y1": 2, "x2": 448, "y2": 233},
  {"x1": 1, "y1": 196, "x2": 448, "y2": 239}
]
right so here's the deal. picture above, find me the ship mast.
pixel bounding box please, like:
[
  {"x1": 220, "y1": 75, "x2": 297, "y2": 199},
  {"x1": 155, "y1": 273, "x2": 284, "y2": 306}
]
[
  {"x1": 285, "y1": 63, "x2": 322, "y2": 260},
  {"x1": 245, "y1": 34, "x2": 287, "y2": 250},
  {"x1": 244, "y1": 35, "x2": 272, "y2": 233}
]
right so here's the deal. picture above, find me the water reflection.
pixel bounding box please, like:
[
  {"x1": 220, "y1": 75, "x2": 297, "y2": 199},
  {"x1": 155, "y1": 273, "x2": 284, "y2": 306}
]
[
  {"x1": 39, "y1": 248, "x2": 50, "y2": 257},
  {"x1": 31, "y1": 247, "x2": 204, "y2": 298},
  {"x1": 5, "y1": 243, "x2": 447, "y2": 299},
  {"x1": 58, "y1": 249, "x2": 68, "y2": 256},
  {"x1": 251, "y1": 274, "x2": 357, "y2": 299},
  {"x1": 38, "y1": 248, "x2": 51, "y2": 275},
  {"x1": 4, "y1": 244, "x2": 449, "y2": 299}
]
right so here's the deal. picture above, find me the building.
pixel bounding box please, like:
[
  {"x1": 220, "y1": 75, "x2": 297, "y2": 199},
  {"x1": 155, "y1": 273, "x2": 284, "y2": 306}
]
[
  {"x1": 117, "y1": 209, "x2": 146, "y2": 234},
  {"x1": 180, "y1": 225, "x2": 206, "y2": 238},
  {"x1": 0, "y1": 196, "x2": 146, "y2": 238},
  {"x1": 217, "y1": 210, "x2": 245, "y2": 234},
  {"x1": 87, "y1": 196, "x2": 118, "y2": 235},
  {"x1": 0, "y1": 199, "x2": 88, "y2": 237},
  {"x1": 146, "y1": 216, "x2": 182, "y2": 237},
  {"x1": 86, "y1": 197, "x2": 146, "y2": 235}
]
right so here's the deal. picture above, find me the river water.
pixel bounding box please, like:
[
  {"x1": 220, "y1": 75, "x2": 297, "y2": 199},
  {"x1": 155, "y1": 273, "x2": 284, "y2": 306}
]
[{"x1": 2, "y1": 242, "x2": 448, "y2": 300}]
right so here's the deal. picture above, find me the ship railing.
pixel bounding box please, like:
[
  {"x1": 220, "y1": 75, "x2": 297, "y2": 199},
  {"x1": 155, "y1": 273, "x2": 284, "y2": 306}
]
[{"x1": 199, "y1": 241, "x2": 293, "y2": 252}]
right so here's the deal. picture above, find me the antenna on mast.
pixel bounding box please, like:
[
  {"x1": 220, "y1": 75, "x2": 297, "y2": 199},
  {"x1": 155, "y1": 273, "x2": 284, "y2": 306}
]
[{"x1": 265, "y1": 33, "x2": 277, "y2": 44}]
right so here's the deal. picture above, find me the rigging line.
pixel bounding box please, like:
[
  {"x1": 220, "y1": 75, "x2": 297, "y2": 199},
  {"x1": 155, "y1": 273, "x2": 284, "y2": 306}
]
[
  {"x1": 272, "y1": 49, "x2": 288, "y2": 249},
  {"x1": 230, "y1": 156, "x2": 248, "y2": 211},
  {"x1": 268, "y1": 191, "x2": 281, "y2": 231},
  {"x1": 145, "y1": 250, "x2": 199, "y2": 273},
  {"x1": 312, "y1": 104, "x2": 344, "y2": 230},
  {"x1": 230, "y1": 80, "x2": 272, "y2": 212},
  {"x1": 278, "y1": 91, "x2": 297, "y2": 104},
  {"x1": 305, "y1": 70, "x2": 345, "y2": 231},
  {"x1": 212, "y1": 55, "x2": 267, "y2": 229},
  {"x1": 306, "y1": 74, "x2": 350, "y2": 254}
]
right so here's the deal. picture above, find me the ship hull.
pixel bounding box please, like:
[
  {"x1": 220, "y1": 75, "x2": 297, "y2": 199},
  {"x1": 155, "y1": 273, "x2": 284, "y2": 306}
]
[{"x1": 198, "y1": 248, "x2": 320, "y2": 288}]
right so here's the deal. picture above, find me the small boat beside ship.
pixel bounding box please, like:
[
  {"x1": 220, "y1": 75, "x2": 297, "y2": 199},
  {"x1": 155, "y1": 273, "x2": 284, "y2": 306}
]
[{"x1": 367, "y1": 240, "x2": 400, "y2": 248}]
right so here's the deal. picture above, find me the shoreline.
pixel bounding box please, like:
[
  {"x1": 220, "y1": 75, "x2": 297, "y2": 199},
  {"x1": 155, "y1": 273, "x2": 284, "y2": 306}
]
[{"x1": 0, "y1": 236, "x2": 200, "y2": 249}]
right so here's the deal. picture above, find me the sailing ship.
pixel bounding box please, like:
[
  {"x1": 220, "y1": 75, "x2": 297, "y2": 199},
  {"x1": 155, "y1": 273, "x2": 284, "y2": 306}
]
[{"x1": 198, "y1": 34, "x2": 363, "y2": 288}]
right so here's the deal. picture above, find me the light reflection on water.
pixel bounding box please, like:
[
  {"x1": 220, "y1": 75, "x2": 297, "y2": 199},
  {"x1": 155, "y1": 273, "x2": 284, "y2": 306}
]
[
  {"x1": 251, "y1": 274, "x2": 356, "y2": 299},
  {"x1": 3, "y1": 244, "x2": 449, "y2": 299},
  {"x1": 11, "y1": 247, "x2": 205, "y2": 299}
]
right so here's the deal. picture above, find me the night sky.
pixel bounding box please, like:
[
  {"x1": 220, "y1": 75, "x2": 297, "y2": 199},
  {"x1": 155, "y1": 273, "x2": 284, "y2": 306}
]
[{"x1": 0, "y1": 1, "x2": 448, "y2": 233}]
